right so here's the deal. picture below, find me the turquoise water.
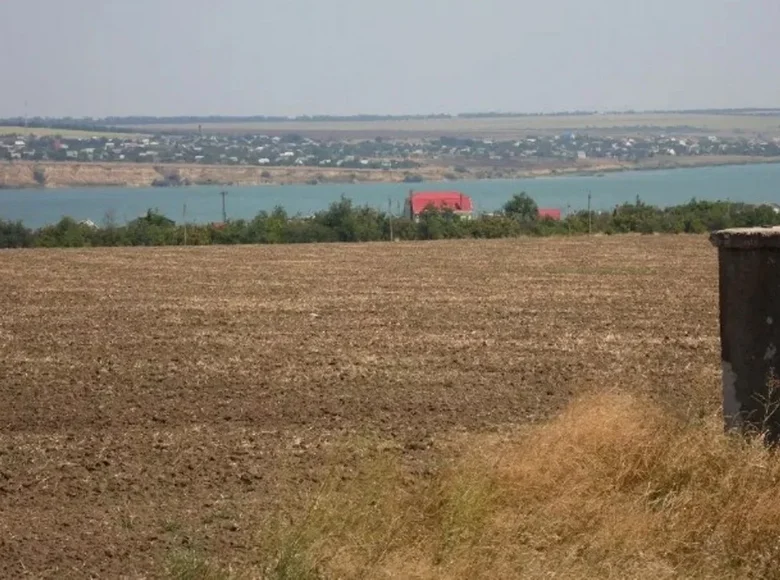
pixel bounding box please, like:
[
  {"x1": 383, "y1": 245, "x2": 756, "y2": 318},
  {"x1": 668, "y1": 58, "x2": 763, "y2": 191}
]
[{"x1": 1, "y1": 163, "x2": 779, "y2": 228}]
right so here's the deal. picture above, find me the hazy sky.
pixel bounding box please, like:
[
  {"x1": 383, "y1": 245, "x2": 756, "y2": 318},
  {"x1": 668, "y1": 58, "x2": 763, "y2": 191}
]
[{"x1": 1, "y1": 0, "x2": 778, "y2": 117}]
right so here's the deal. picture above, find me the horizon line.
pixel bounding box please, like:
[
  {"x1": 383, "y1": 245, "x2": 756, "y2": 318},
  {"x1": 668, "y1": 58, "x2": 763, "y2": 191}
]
[{"x1": 2, "y1": 106, "x2": 780, "y2": 124}]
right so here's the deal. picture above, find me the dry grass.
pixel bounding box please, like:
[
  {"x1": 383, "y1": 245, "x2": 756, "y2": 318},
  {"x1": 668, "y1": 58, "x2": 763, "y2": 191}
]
[{"x1": 252, "y1": 393, "x2": 780, "y2": 580}]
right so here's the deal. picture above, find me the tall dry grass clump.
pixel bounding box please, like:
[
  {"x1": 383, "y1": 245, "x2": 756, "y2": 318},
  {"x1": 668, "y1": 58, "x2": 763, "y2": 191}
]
[
  {"x1": 204, "y1": 393, "x2": 780, "y2": 580},
  {"x1": 486, "y1": 393, "x2": 780, "y2": 579}
]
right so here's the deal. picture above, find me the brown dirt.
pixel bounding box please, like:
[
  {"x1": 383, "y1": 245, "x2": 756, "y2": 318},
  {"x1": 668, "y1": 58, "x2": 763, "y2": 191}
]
[
  {"x1": 0, "y1": 161, "x2": 460, "y2": 188},
  {"x1": 0, "y1": 236, "x2": 720, "y2": 577},
  {"x1": 0, "y1": 162, "x2": 400, "y2": 188}
]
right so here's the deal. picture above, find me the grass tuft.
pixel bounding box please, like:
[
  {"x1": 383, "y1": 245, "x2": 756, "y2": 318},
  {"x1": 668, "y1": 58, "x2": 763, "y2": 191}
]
[{"x1": 164, "y1": 548, "x2": 232, "y2": 580}]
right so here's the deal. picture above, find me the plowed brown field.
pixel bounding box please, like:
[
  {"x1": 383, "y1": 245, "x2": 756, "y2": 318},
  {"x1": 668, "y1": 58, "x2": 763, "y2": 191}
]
[{"x1": 0, "y1": 237, "x2": 721, "y2": 578}]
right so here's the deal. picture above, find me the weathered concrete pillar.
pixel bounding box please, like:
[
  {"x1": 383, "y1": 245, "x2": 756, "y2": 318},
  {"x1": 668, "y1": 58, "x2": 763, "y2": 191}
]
[{"x1": 710, "y1": 227, "x2": 780, "y2": 442}]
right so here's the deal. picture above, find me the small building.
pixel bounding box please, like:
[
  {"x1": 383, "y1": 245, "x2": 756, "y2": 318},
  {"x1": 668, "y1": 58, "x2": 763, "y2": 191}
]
[
  {"x1": 405, "y1": 190, "x2": 474, "y2": 220},
  {"x1": 538, "y1": 208, "x2": 562, "y2": 220}
]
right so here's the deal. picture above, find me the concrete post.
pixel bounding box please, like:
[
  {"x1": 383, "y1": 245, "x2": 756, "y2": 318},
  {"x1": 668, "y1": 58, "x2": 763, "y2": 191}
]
[{"x1": 710, "y1": 227, "x2": 780, "y2": 442}]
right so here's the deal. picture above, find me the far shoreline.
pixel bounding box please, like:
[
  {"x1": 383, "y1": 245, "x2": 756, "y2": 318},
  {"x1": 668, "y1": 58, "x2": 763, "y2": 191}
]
[{"x1": 1, "y1": 155, "x2": 780, "y2": 190}]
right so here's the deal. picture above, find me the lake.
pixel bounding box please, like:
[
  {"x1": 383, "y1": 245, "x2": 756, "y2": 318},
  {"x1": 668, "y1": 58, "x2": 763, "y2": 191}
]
[{"x1": 2, "y1": 163, "x2": 780, "y2": 228}]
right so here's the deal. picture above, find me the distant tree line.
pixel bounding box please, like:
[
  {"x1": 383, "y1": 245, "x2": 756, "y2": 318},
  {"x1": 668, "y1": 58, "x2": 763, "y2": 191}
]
[{"x1": 1, "y1": 194, "x2": 779, "y2": 249}]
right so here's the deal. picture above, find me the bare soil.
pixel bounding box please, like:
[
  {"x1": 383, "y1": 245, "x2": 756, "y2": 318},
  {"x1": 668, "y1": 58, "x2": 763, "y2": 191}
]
[
  {"x1": 2, "y1": 156, "x2": 779, "y2": 189},
  {"x1": 0, "y1": 237, "x2": 720, "y2": 577}
]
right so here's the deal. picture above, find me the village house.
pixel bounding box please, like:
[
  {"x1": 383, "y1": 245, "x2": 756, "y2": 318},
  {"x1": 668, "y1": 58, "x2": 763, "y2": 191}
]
[
  {"x1": 405, "y1": 190, "x2": 474, "y2": 221},
  {"x1": 538, "y1": 208, "x2": 562, "y2": 220}
]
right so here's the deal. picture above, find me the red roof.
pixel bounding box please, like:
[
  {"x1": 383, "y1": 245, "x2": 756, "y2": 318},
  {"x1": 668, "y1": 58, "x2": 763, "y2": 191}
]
[
  {"x1": 409, "y1": 191, "x2": 474, "y2": 215},
  {"x1": 538, "y1": 208, "x2": 561, "y2": 220}
]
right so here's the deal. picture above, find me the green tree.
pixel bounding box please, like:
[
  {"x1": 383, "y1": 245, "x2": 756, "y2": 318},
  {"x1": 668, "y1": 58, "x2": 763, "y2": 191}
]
[
  {"x1": 135, "y1": 208, "x2": 175, "y2": 227},
  {"x1": 416, "y1": 206, "x2": 459, "y2": 240},
  {"x1": 0, "y1": 220, "x2": 33, "y2": 248},
  {"x1": 265, "y1": 206, "x2": 288, "y2": 244},
  {"x1": 318, "y1": 195, "x2": 359, "y2": 241},
  {"x1": 503, "y1": 192, "x2": 539, "y2": 222}
]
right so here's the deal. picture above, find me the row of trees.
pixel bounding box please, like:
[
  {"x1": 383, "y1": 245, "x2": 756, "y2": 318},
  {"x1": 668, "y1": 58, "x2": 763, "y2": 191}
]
[{"x1": 2, "y1": 194, "x2": 779, "y2": 249}]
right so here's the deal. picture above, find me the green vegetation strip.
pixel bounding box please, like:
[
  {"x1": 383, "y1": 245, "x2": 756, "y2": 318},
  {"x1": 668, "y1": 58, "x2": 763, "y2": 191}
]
[{"x1": 2, "y1": 194, "x2": 778, "y2": 249}]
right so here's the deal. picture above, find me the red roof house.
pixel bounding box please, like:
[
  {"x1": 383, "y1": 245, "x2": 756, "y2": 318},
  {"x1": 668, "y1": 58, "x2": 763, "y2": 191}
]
[
  {"x1": 538, "y1": 208, "x2": 562, "y2": 221},
  {"x1": 406, "y1": 191, "x2": 474, "y2": 219}
]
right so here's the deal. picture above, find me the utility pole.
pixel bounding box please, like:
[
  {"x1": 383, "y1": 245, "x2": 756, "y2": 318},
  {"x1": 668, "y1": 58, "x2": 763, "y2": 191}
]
[
  {"x1": 183, "y1": 203, "x2": 187, "y2": 246},
  {"x1": 727, "y1": 197, "x2": 732, "y2": 225},
  {"x1": 220, "y1": 191, "x2": 228, "y2": 223},
  {"x1": 587, "y1": 190, "x2": 592, "y2": 235},
  {"x1": 388, "y1": 197, "x2": 394, "y2": 242}
]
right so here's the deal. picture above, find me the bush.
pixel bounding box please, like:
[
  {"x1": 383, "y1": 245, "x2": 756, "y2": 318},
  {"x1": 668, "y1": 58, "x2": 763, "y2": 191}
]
[
  {"x1": 32, "y1": 167, "x2": 47, "y2": 186},
  {"x1": 34, "y1": 217, "x2": 97, "y2": 248}
]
